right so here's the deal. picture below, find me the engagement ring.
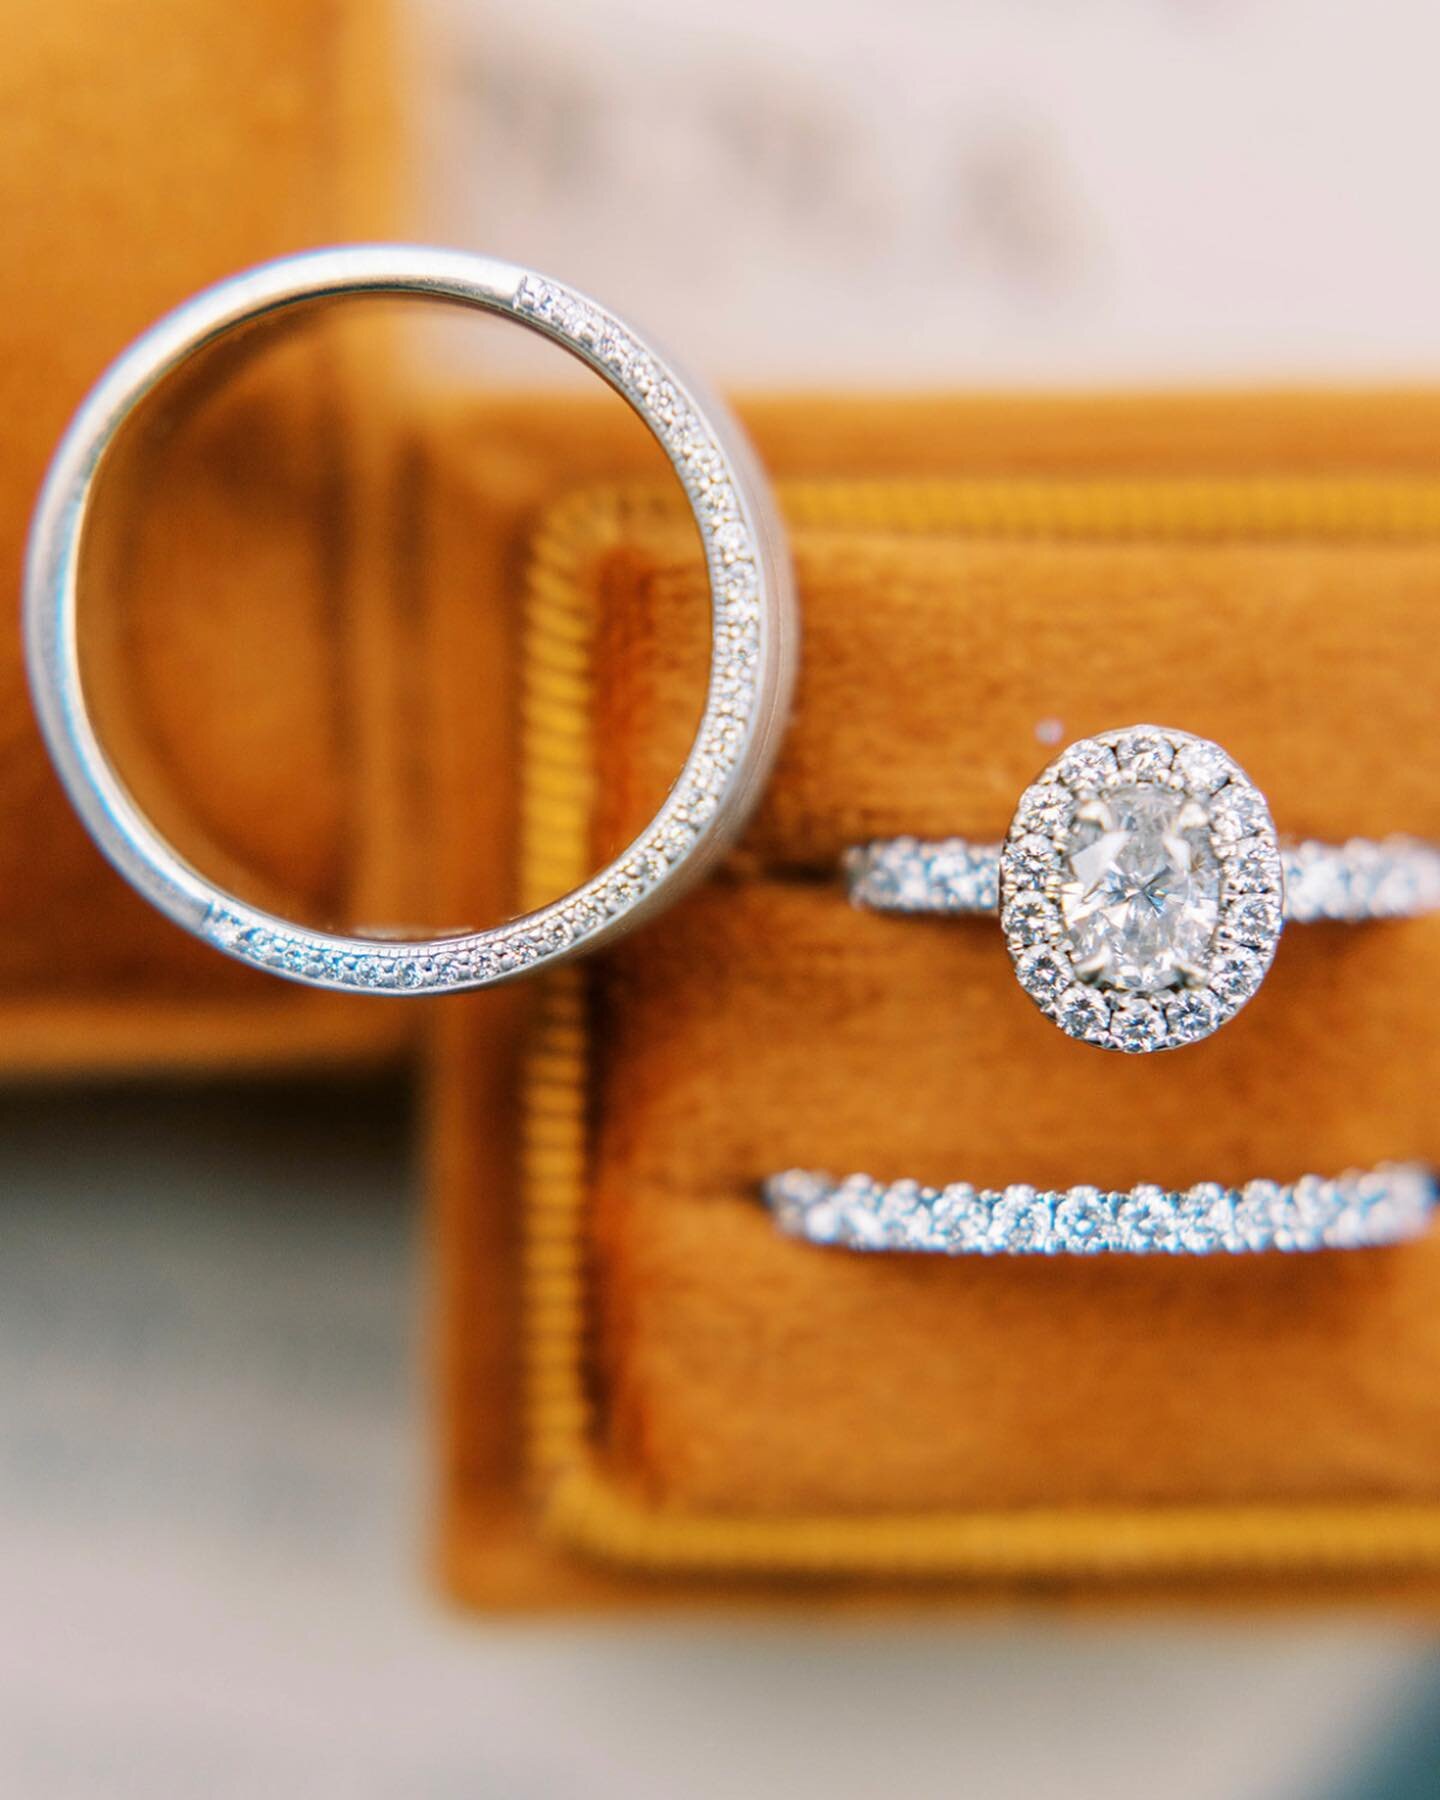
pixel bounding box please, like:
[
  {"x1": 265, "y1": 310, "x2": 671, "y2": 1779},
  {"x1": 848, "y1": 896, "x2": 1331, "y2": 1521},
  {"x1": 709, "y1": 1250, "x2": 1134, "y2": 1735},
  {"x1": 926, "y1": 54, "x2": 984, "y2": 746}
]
[{"x1": 847, "y1": 725, "x2": 1440, "y2": 1052}]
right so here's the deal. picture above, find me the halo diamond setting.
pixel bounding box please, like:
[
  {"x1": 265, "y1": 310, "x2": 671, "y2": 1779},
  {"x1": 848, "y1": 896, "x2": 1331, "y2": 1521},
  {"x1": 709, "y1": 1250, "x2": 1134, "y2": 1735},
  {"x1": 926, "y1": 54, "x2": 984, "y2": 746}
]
[{"x1": 998, "y1": 726, "x2": 1284, "y2": 1052}]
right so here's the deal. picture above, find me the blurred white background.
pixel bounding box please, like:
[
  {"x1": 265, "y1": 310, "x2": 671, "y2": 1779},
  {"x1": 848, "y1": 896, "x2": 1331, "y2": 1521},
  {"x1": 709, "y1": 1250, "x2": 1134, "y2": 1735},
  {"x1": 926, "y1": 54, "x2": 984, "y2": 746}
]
[{"x1": 418, "y1": 0, "x2": 1440, "y2": 385}]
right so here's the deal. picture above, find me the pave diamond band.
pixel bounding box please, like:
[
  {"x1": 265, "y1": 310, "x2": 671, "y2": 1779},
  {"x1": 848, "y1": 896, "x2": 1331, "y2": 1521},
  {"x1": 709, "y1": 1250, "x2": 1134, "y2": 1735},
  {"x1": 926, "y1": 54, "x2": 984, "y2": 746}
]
[
  {"x1": 847, "y1": 836, "x2": 1440, "y2": 925},
  {"x1": 765, "y1": 1164, "x2": 1437, "y2": 1256},
  {"x1": 845, "y1": 725, "x2": 1440, "y2": 1053},
  {"x1": 24, "y1": 247, "x2": 795, "y2": 995}
]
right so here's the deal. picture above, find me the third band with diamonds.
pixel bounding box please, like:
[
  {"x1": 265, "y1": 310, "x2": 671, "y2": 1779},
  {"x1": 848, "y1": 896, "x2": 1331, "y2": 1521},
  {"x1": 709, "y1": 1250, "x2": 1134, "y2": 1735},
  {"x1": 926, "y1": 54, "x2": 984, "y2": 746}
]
[{"x1": 765, "y1": 1164, "x2": 1436, "y2": 1256}]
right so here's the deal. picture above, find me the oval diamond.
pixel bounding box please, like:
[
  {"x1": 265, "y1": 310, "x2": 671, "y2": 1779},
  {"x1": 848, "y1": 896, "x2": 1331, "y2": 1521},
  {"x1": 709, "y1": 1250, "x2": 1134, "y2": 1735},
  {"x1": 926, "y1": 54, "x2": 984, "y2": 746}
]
[{"x1": 1057, "y1": 784, "x2": 1220, "y2": 993}]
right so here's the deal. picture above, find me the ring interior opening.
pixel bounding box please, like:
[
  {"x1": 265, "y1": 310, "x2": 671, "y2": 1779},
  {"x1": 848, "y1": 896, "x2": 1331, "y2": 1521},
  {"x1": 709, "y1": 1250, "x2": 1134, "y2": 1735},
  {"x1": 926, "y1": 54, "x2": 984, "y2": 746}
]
[{"x1": 76, "y1": 292, "x2": 712, "y2": 946}]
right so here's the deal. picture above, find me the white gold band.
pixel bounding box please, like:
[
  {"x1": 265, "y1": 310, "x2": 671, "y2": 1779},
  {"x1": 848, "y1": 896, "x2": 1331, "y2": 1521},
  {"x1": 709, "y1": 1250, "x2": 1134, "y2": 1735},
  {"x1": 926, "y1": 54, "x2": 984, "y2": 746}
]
[
  {"x1": 765, "y1": 1164, "x2": 1436, "y2": 1256},
  {"x1": 24, "y1": 246, "x2": 796, "y2": 995}
]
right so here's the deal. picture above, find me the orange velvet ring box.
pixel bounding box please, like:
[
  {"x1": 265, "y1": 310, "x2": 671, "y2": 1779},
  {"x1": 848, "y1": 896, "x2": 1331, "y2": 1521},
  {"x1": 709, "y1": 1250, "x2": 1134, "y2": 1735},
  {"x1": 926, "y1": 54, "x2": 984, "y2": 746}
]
[
  {"x1": 0, "y1": 0, "x2": 412, "y2": 1074},
  {"x1": 430, "y1": 392, "x2": 1440, "y2": 1609},
  {"x1": 9, "y1": 4, "x2": 1440, "y2": 1613}
]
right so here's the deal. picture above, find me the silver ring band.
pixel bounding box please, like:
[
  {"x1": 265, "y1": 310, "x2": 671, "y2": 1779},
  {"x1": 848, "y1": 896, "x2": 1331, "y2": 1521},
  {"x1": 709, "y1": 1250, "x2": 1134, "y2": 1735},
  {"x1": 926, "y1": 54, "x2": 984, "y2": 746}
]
[
  {"x1": 24, "y1": 246, "x2": 796, "y2": 995},
  {"x1": 765, "y1": 1164, "x2": 1436, "y2": 1256},
  {"x1": 847, "y1": 835, "x2": 1440, "y2": 924}
]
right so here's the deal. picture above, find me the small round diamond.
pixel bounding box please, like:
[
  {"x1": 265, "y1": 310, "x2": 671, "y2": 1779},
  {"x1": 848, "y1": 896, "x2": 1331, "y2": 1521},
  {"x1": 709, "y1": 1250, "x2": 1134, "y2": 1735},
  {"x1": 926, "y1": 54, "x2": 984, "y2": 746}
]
[
  {"x1": 1222, "y1": 839, "x2": 1279, "y2": 891},
  {"x1": 628, "y1": 356, "x2": 658, "y2": 395},
  {"x1": 1175, "y1": 739, "x2": 1231, "y2": 793},
  {"x1": 1164, "y1": 988, "x2": 1220, "y2": 1043},
  {"x1": 1014, "y1": 782, "x2": 1074, "y2": 836},
  {"x1": 1117, "y1": 1184, "x2": 1180, "y2": 1252},
  {"x1": 1007, "y1": 832, "x2": 1060, "y2": 888},
  {"x1": 1324, "y1": 1198, "x2": 1370, "y2": 1249},
  {"x1": 1058, "y1": 741, "x2": 1118, "y2": 791},
  {"x1": 990, "y1": 1184, "x2": 1053, "y2": 1252},
  {"x1": 1057, "y1": 985, "x2": 1111, "y2": 1042},
  {"x1": 932, "y1": 1183, "x2": 990, "y2": 1253},
  {"x1": 1111, "y1": 997, "x2": 1167, "y2": 1053},
  {"x1": 1177, "y1": 1182, "x2": 1233, "y2": 1252},
  {"x1": 712, "y1": 521, "x2": 749, "y2": 562},
  {"x1": 1335, "y1": 1172, "x2": 1389, "y2": 1245},
  {"x1": 1114, "y1": 730, "x2": 1175, "y2": 778},
  {"x1": 1002, "y1": 892, "x2": 1060, "y2": 947},
  {"x1": 929, "y1": 843, "x2": 998, "y2": 910},
  {"x1": 1264, "y1": 1185, "x2": 1317, "y2": 1251},
  {"x1": 878, "y1": 1179, "x2": 938, "y2": 1248},
  {"x1": 1016, "y1": 946, "x2": 1071, "y2": 1002},
  {"x1": 767, "y1": 1170, "x2": 829, "y2": 1235},
  {"x1": 723, "y1": 562, "x2": 759, "y2": 604},
  {"x1": 1344, "y1": 1170, "x2": 1399, "y2": 1244},
  {"x1": 848, "y1": 841, "x2": 927, "y2": 910},
  {"x1": 1209, "y1": 947, "x2": 1263, "y2": 1002},
  {"x1": 210, "y1": 912, "x2": 243, "y2": 949},
  {"x1": 1054, "y1": 1187, "x2": 1116, "y2": 1253},
  {"x1": 1376, "y1": 1165, "x2": 1436, "y2": 1242},
  {"x1": 1284, "y1": 846, "x2": 1352, "y2": 921},
  {"x1": 1291, "y1": 1174, "x2": 1344, "y2": 1244},
  {"x1": 1211, "y1": 785, "x2": 1272, "y2": 843},
  {"x1": 702, "y1": 482, "x2": 738, "y2": 522},
  {"x1": 802, "y1": 1197, "x2": 844, "y2": 1245},
  {"x1": 1222, "y1": 894, "x2": 1281, "y2": 946},
  {"x1": 1233, "y1": 1180, "x2": 1282, "y2": 1251},
  {"x1": 834, "y1": 1175, "x2": 887, "y2": 1249}
]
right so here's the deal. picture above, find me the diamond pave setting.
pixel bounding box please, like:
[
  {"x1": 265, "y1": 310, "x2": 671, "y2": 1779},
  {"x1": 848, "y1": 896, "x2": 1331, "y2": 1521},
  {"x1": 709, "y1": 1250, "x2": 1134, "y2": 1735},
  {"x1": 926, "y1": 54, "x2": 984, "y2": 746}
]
[
  {"x1": 764, "y1": 1165, "x2": 1437, "y2": 1256},
  {"x1": 998, "y1": 727, "x2": 1284, "y2": 1051},
  {"x1": 197, "y1": 268, "x2": 781, "y2": 993}
]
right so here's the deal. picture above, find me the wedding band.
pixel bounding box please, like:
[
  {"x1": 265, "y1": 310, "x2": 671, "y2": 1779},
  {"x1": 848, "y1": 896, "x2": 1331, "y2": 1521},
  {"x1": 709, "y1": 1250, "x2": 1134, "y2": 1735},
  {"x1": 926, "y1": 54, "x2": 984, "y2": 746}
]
[
  {"x1": 765, "y1": 1164, "x2": 1436, "y2": 1256},
  {"x1": 24, "y1": 246, "x2": 795, "y2": 994},
  {"x1": 846, "y1": 725, "x2": 1440, "y2": 1052}
]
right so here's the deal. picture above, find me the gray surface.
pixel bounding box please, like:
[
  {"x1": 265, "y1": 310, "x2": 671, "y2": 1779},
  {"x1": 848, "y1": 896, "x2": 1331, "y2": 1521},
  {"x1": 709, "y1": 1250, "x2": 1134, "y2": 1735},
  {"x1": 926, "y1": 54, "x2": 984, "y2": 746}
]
[{"x1": 1, "y1": 1081, "x2": 1436, "y2": 1799}]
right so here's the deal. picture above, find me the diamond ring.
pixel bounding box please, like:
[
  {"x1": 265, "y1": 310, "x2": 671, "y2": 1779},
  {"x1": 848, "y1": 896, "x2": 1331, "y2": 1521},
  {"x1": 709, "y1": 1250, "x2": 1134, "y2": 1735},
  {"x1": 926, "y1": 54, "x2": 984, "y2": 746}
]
[
  {"x1": 24, "y1": 247, "x2": 795, "y2": 994},
  {"x1": 847, "y1": 725, "x2": 1440, "y2": 1052},
  {"x1": 764, "y1": 1164, "x2": 1436, "y2": 1256}
]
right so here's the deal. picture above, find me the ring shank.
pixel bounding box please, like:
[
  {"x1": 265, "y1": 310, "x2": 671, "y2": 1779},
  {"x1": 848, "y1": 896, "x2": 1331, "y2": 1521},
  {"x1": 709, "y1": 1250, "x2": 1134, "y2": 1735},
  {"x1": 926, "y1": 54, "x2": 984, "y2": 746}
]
[
  {"x1": 846, "y1": 836, "x2": 1440, "y2": 924},
  {"x1": 24, "y1": 246, "x2": 795, "y2": 993}
]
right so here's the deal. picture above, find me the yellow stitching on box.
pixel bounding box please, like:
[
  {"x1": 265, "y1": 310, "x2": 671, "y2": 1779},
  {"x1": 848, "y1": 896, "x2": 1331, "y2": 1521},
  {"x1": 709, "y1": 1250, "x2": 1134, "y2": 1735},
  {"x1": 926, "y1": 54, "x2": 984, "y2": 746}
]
[
  {"x1": 519, "y1": 475, "x2": 1440, "y2": 1582},
  {"x1": 528, "y1": 476, "x2": 1440, "y2": 548},
  {"x1": 519, "y1": 488, "x2": 622, "y2": 1486}
]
